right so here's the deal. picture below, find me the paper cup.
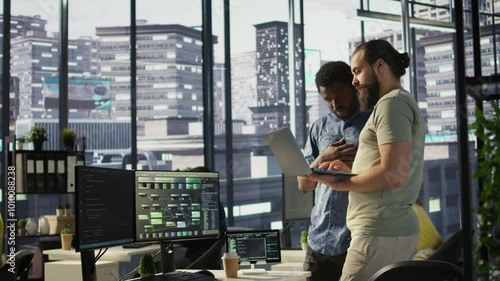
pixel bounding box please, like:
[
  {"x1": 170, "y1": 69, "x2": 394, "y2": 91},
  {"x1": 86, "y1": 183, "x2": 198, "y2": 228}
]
[{"x1": 222, "y1": 252, "x2": 239, "y2": 278}]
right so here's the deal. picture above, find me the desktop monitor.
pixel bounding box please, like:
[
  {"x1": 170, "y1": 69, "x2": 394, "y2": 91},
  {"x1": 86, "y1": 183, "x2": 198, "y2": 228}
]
[
  {"x1": 75, "y1": 166, "x2": 135, "y2": 251},
  {"x1": 134, "y1": 170, "x2": 220, "y2": 242},
  {"x1": 225, "y1": 229, "x2": 281, "y2": 274}
]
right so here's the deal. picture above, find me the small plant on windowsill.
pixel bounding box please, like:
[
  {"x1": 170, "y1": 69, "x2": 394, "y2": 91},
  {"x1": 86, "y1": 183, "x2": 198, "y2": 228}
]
[
  {"x1": 26, "y1": 125, "x2": 48, "y2": 151},
  {"x1": 16, "y1": 136, "x2": 27, "y2": 150},
  {"x1": 62, "y1": 128, "x2": 76, "y2": 152}
]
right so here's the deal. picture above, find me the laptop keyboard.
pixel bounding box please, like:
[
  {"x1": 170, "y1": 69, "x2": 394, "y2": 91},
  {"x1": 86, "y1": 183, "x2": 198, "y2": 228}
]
[{"x1": 143, "y1": 271, "x2": 215, "y2": 281}]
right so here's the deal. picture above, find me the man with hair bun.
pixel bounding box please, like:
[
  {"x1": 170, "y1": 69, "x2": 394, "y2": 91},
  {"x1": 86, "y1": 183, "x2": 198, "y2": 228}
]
[{"x1": 306, "y1": 39, "x2": 425, "y2": 281}]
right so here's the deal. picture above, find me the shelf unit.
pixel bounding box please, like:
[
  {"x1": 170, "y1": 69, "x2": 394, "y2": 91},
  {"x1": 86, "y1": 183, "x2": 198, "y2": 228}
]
[{"x1": 2, "y1": 135, "x2": 85, "y2": 279}]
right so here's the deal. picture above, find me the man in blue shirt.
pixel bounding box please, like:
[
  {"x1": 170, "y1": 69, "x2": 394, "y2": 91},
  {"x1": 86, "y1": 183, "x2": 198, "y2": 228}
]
[{"x1": 298, "y1": 61, "x2": 370, "y2": 281}]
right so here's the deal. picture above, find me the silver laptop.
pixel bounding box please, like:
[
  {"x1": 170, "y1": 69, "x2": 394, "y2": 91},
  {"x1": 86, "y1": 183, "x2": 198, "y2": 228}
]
[{"x1": 263, "y1": 126, "x2": 355, "y2": 178}]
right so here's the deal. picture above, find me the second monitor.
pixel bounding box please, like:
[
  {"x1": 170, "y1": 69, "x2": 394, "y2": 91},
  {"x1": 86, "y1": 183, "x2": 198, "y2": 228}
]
[
  {"x1": 135, "y1": 170, "x2": 220, "y2": 242},
  {"x1": 225, "y1": 229, "x2": 281, "y2": 274}
]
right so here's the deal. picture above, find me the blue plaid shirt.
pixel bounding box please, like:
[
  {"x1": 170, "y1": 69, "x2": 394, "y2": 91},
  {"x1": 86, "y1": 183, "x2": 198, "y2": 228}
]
[{"x1": 303, "y1": 110, "x2": 370, "y2": 256}]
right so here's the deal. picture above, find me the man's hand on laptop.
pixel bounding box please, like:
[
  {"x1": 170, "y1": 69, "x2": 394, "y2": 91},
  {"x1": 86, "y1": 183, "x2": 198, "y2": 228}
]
[{"x1": 318, "y1": 160, "x2": 352, "y2": 173}]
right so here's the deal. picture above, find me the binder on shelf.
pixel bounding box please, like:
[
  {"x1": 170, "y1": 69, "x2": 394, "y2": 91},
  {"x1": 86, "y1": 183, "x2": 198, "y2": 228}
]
[
  {"x1": 26, "y1": 152, "x2": 36, "y2": 193},
  {"x1": 45, "y1": 153, "x2": 57, "y2": 193},
  {"x1": 15, "y1": 152, "x2": 25, "y2": 193},
  {"x1": 67, "y1": 155, "x2": 77, "y2": 192},
  {"x1": 35, "y1": 153, "x2": 46, "y2": 193},
  {"x1": 56, "y1": 153, "x2": 67, "y2": 193}
]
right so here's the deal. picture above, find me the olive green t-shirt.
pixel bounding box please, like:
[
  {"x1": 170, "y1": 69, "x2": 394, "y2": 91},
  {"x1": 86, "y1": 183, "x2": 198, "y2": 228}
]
[{"x1": 348, "y1": 89, "x2": 425, "y2": 236}]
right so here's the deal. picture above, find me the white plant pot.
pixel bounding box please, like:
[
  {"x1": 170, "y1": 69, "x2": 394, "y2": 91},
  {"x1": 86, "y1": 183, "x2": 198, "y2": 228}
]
[
  {"x1": 64, "y1": 208, "x2": 72, "y2": 216},
  {"x1": 56, "y1": 209, "x2": 64, "y2": 216},
  {"x1": 301, "y1": 242, "x2": 308, "y2": 251},
  {"x1": 15, "y1": 142, "x2": 24, "y2": 150},
  {"x1": 39, "y1": 216, "x2": 50, "y2": 235},
  {"x1": 25, "y1": 218, "x2": 37, "y2": 235}
]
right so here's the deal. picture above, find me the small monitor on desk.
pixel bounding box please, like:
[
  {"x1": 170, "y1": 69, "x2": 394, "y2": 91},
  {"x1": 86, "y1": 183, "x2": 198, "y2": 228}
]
[
  {"x1": 225, "y1": 229, "x2": 281, "y2": 274},
  {"x1": 75, "y1": 166, "x2": 135, "y2": 251}
]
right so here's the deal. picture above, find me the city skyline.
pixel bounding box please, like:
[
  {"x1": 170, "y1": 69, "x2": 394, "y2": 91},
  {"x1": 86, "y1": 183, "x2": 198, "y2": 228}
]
[{"x1": 7, "y1": 0, "x2": 371, "y2": 62}]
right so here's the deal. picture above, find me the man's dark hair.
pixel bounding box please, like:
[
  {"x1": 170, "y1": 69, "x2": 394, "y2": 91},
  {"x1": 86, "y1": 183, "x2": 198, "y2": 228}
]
[
  {"x1": 353, "y1": 39, "x2": 410, "y2": 79},
  {"x1": 315, "y1": 61, "x2": 354, "y2": 92}
]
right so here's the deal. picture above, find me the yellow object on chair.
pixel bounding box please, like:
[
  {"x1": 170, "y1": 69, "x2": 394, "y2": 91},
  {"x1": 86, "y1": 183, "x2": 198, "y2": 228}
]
[{"x1": 412, "y1": 204, "x2": 443, "y2": 260}]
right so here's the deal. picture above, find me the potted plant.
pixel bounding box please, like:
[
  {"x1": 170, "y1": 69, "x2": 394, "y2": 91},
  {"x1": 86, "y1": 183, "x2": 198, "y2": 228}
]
[
  {"x1": 470, "y1": 99, "x2": 500, "y2": 280},
  {"x1": 16, "y1": 136, "x2": 27, "y2": 150},
  {"x1": 18, "y1": 218, "x2": 27, "y2": 236},
  {"x1": 64, "y1": 203, "x2": 72, "y2": 216},
  {"x1": 138, "y1": 253, "x2": 157, "y2": 278},
  {"x1": 60, "y1": 228, "x2": 73, "y2": 250},
  {"x1": 56, "y1": 205, "x2": 64, "y2": 217},
  {"x1": 301, "y1": 230, "x2": 308, "y2": 251},
  {"x1": 26, "y1": 125, "x2": 48, "y2": 151},
  {"x1": 62, "y1": 128, "x2": 76, "y2": 152}
]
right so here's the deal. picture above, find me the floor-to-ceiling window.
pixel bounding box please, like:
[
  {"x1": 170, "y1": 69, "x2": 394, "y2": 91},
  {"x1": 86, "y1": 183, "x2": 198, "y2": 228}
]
[{"x1": 69, "y1": 1, "x2": 131, "y2": 168}]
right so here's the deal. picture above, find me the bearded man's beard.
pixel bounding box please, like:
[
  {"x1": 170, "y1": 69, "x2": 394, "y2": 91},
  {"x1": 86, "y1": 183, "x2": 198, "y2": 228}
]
[{"x1": 358, "y1": 76, "x2": 380, "y2": 112}]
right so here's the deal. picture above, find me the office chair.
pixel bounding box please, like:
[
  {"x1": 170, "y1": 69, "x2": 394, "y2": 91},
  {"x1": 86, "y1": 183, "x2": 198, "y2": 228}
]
[
  {"x1": 0, "y1": 249, "x2": 35, "y2": 281},
  {"x1": 429, "y1": 229, "x2": 464, "y2": 266},
  {"x1": 367, "y1": 260, "x2": 464, "y2": 281}
]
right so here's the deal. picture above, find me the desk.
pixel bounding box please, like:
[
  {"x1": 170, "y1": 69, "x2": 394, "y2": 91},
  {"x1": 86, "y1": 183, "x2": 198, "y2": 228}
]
[
  {"x1": 44, "y1": 244, "x2": 161, "y2": 262},
  {"x1": 45, "y1": 245, "x2": 162, "y2": 278},
  {"x1": 185, "y1": 270, "x2": 311, "y2": 281},
  {"x1": 45, "y1": 260, "x2": 119, "y2": 281},
  {"x1": 271, "y1": 250, "x2": 305, "y2": 272}
]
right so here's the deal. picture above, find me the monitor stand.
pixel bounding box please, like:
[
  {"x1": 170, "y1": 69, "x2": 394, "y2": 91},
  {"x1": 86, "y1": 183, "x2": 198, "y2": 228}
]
[
  {"x1": 160, "y1": 241, "x2": 176, "y2": 274},
  {"x1": 80, "y1": 250, "x2": 97, "y2": 281},
  {"x1": 239, "y1": 262, "x2": 267, "y2": 275}
]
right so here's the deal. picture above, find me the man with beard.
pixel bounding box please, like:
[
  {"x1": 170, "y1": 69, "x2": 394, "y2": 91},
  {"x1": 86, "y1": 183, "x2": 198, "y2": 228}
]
[
  {"x1": 306, "y1": 40, "x2": 425, "y2": 281},
  {"x1": 297, "y1": 61, "x2": 370, "y2": 281}
]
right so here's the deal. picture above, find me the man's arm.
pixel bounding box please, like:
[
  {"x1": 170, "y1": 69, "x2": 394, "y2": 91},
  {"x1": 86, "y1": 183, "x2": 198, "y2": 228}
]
[
  {"x1": 309, "y1": 141, "x2": 411, "y2": 192},
  {"x1": 297, "y1": 139, "x2": 356, "y2": 192}
]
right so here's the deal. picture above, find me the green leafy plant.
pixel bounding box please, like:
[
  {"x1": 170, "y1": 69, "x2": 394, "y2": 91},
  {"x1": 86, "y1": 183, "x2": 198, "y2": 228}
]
[
  {"x1": 301, "y1": 230, "x2": 308, "y2": 244},
  {"x1": 62, "y1": 128, "x2": 76, "y2": 145},
  {"x1": 16, "y1": 136, "x2": 27, "y2": 143},
  {"x1": 65, "y1": 203, "x2": 71, "y2": 209},
  {"x1": 61, "y1": 228, "x2": 72, "y2": 235},
  {"x1": 18, "y1": 218, "x2": 27, "y2": 228},
  {"x1": 470, "y1": 99, "x2": 500, "y2": 280},
  {"x1": 57, "y1": 205, "x2": 64, "y2": 210},
  {"x1": 138, "y1": 253, "x2": 157, "y2": 277},
  {"x1": 25, "y1": 125, "x2": 48, "y2": 143}
]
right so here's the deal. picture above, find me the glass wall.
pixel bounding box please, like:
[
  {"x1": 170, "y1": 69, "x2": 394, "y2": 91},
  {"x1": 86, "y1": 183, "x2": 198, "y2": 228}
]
[
  {"x1": 69, "y1": 0, "x2": 131, "y2": 167},
  {"x1": 1, "y1": 0, "x2": 498, "y2": 267}
]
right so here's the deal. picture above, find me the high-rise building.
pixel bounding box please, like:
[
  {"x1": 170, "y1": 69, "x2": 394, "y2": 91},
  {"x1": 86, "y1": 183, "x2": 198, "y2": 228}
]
[
  {"x1": 419, "y1": 25, "x2": 498, "y2": 137},
  {"x1": 413, "y1": 0, "x2": 493, "y2": 26},
  {"x1": 8, "y1": 14, "x2": 99, "y2": 120},
  {"x1": 250, "y1": 21, "x2": 306, "y2": 142},
  {"x1": 231, "y1": 51, "x2": 257, "y2": 125},
  {"x1": 96, "y1": 21, "x2": 217, "y2": 136}
]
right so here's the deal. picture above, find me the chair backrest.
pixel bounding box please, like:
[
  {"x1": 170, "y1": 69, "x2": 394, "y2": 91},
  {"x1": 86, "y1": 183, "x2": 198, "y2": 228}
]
[
  {"x1": 367, "y1": 260, "x2": 464, "y2": 281},
  {"x1": 0, "y1": 249, "x2": 34, "y2": 281},
  {"x1": 429, "y1": 229, "x2": 464, "y2": 266}
]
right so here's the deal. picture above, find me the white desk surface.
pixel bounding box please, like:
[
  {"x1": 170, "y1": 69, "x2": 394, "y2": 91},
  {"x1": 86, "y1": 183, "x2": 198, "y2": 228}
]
[
  {"x1": 44, "y1": 244, "x2": 161, "y2": 262},
  {"x1": 186, "y1": 270, "x2": 311, "y2": 281}
]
